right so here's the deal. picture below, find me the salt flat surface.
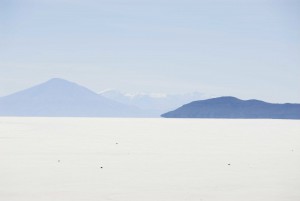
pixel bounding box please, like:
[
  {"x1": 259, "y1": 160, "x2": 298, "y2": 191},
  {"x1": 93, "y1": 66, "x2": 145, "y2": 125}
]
[{"x1": 0, "y1": 117, "x2": 299, "y2": 201}]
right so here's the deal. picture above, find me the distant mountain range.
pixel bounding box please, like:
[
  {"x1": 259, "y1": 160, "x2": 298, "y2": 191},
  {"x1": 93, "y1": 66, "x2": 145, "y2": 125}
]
[
  {"x1": 0, "y1": 78, "x2": 143, "y2": 117},
  {"x1": 161, "y1": 96, "x2": 300, "y2": 119},
  {"x1": 100, "y1": 89, "x2": 211, "y2": 116},
  {"x1": 0, "y1": 78, "x2": 209, "y2": 117},
  {"x1": 0, "y1": 79, "x2": 299, "y2": 119}
]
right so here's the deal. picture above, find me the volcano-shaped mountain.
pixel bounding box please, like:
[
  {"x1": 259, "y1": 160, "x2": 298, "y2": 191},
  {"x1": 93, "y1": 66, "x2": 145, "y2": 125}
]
[{"x1": 0, "y1": 78, "x2": 142, "y2": 117}]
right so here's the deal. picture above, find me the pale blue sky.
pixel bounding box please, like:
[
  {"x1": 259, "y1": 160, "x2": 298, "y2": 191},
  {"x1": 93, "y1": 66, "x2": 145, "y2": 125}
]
[{"x1": 1, "y1": 0, "x2": 299, "y2": 103}]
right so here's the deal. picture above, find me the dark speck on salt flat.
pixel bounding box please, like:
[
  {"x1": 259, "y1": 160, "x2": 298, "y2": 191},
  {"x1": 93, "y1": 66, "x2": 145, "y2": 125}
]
[{"x1": 228, "y1": 163, "x2": 231, "y2": 166}]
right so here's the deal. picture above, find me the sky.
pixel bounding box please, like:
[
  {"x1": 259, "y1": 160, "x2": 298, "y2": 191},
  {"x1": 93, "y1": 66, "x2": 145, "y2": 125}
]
[{"x1": 0, "y1": 0, "x2": 299, "y2": 103}]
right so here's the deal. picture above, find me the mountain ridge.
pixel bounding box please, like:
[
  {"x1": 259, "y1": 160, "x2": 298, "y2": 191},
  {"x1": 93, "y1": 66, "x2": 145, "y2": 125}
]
[{"x1": 161, "y1": 96, "x2": 300, "y2": 119}]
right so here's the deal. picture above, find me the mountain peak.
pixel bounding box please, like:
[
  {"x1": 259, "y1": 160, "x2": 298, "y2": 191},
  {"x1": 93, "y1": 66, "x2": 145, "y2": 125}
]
[
  {"x1": 47, "y1": 77, "x2": 69, "y2": 82},
  {"x1": 214, "y1": 96, "x2": 241, "y2": 101},
  {"x1": 44, "y1": 78, "x2": 76, "y2": 86}
]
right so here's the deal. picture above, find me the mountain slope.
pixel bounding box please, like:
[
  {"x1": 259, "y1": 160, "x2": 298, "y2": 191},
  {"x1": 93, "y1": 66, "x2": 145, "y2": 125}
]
[
  {"x1": 0, "y1": 78, "x2": 142, "y2": 117},
  {"x1": 161, "y1": 96, "x2": 300, "y2": 119}
]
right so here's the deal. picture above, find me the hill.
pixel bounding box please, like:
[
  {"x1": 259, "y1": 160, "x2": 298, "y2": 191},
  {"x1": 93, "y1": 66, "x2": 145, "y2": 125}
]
[{"x1": 161, "y1": 96, "x2": 300, "y2": 119}]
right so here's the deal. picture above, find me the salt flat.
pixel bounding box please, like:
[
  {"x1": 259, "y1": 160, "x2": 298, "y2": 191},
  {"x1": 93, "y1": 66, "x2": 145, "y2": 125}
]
[{"x1": 0, "y1": 117, "x2": 299, "y2": 201}]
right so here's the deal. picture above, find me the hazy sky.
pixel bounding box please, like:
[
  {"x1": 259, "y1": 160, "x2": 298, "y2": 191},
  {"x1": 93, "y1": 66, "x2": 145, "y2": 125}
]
[{"x1": 1, "y1": 0, "x2": 299, "y2": 103}]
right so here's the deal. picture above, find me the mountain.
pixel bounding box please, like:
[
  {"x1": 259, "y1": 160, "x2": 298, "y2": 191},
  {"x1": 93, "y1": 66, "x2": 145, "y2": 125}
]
[
  {"x1": 0, "y1": 78, "x2": 143, "y2": 117},
  {"x1": 100, "y1": 89, "x2": 211, "y2": 116},
  {"x1": 161, "y1": 96, "x2": 300, "y2": 119}
]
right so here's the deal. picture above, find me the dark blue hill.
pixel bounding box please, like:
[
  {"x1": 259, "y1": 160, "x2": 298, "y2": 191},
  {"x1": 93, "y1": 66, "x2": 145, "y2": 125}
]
[{"x1": 161, "y1": 96, "x2": 300, "y2": 119}]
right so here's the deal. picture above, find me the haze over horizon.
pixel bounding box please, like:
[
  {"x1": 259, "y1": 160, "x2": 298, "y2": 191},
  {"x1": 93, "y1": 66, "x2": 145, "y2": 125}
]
[{"x1": 1, "y1": 0, "x2": 299, "y2": 103}]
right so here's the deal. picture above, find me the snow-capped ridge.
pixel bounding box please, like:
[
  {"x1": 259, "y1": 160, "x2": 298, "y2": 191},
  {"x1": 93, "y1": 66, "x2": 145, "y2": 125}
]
[{"x1": 100, "y1": 89, "x2": 212, "y2": 113}]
